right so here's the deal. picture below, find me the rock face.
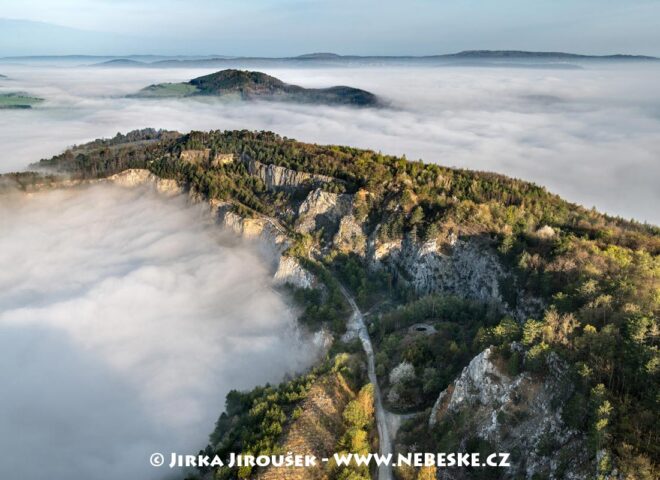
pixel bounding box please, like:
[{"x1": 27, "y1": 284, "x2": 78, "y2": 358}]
[
  {"x1": 429, "y1": 347, "x2": 589, "y2": 479},
  {"x1": 333, "y1": 214, "x2": 367, "y2": 254},
  {"x1": 274, "y1": 256, "x2": 317, "y2": 289},
  {"x1": 181, "y1": 149, "x2": 234, "y2": 167},
  {"x1": 245, "y1": 157, "x2": 335, "y2": 191},
  {"x1": 296, "y1": 189, "x2": 353, "y2": 235},
  {"x1": 179, "y1": 148, "x2": 211, "y2": 165},
  {"x1": 211, "y1": 200, "x2": 291, "y2": 259},
  {"x1": 367, "y1": 236, "x2": 541, "y2": 321},
  {"x1": 211, "y1": 153, "x2": 234, "y2": 167},
  {"x1": 106, "y1": 168, "x2": 181, "y2": 196}
]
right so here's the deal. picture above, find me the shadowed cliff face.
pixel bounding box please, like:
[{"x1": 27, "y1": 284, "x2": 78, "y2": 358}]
[{"x1": 0, "y1": 184, "x2": 318, "y2": 480}]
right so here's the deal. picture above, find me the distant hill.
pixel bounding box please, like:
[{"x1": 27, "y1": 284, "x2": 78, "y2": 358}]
[
  {"x1": 443, "y1": 50, "x2": 658, "y2": 60},
  {"x1": 295, "y1": 52, "x2": 342, "y2": 60},
  {"x1": 93, "y1": 58, "x2": 146, "y2": 67},
  {"x1": 289, "y1": 50, "x2": 657, "y2": 61},
  {"x1": 132, "y1": 69, "x2": 380, "y2": 106}
]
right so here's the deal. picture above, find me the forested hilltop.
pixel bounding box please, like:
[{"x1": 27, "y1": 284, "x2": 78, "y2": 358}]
[
  {"x1": 131, "y1": 69, "x2": 380, "y2": 106},
  {"x1": 12, "y1": 129, "x2": 659, "y2": 479}
]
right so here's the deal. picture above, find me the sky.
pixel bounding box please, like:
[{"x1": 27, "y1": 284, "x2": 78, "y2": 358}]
[{"x1": 1, "y1": 0, "x2": 659, "y2": 56}]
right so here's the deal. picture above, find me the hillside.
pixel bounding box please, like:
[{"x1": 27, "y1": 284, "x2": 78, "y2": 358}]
[
  {"x1": 9, "y1": 128, "x2": 659, "y2": 479},
  {"x1": 133, "y1": 69, "x2": 380, "y2": 106}
]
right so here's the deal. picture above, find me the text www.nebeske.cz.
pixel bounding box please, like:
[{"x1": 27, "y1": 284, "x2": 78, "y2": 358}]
[{"x1": 151, "y1": 452, "x2": 511, "y2": 469}]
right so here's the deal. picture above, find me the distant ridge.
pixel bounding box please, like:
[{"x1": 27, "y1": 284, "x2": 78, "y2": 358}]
[
  {"x1": 295, "y1": 52, "x2": 342, "y2": 60},
  {"x1": 287, "y1": 50, "x2": 658, "y2": 61},
  {"x1": 443, "y1": 50, "x2": 658, "y2": 60},
  {"x1": 1, "y1": 50, "x2": 656, "y2": 67}
]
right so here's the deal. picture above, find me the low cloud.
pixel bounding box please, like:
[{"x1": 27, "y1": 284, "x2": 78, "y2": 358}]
[
  {"x1": 0, "y1": 63, "x2": 658, "y2": 221},
  {"x1": 0, "y1": 185, "x2": 317, "y2": 480}
]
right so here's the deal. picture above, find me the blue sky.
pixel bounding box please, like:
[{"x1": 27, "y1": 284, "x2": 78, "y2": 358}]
[{"x1": 1, "y1": 0, "x2": 659, "y2": 56}]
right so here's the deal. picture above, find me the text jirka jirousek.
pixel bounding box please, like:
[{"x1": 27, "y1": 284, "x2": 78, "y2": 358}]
[{"x1": 154, "y1": 451, "x2": 511, "y2": 469}]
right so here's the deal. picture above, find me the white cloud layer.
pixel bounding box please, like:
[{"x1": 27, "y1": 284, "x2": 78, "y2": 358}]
[
  {"x1": 0, "y1": 185, "x2": 317, "y2": 480},
  {"x1": 0, "y1": 63, "x2": 658, "y2": 223}
]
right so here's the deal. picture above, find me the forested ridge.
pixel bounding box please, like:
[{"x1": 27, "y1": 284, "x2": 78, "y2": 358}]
[{"x1": 9, "y1": 128, "x2": 658, "y2": 478}]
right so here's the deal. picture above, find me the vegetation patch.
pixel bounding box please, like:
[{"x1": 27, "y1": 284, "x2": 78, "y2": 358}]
[{"x1": 0, "y1": 92, "x2": 43, "y2": 109}]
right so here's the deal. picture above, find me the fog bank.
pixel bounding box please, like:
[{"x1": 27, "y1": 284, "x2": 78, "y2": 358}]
[
  {"x1": 1, "y1": 63, "x2": 659, "y2": 223},
  {"x1": 0, "y1": 185, "x2": 317, "y2": 480}
]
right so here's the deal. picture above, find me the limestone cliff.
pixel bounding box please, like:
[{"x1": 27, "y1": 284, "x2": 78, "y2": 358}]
[
  {"x1": 333, "y1": 214, "x2": 367, "y2": 255},
  {"x1": 244, "y1": 157, "x2": 336, "y2": 191},
  {"x1": 429, "y1": 347, "x2": 589, "y2": 479},
  {"x1": 366, "y1": 235, "x2": 542, "y2": 321},
  {"x1": 106, "y1": 169, "x2": 181, "y2": 196},
  {"x1": 296, "y1": 189, "x2": 353, "y2": 236},
  {"x1": 274, "y1": 256, "x2": 318, "y2": 289}
]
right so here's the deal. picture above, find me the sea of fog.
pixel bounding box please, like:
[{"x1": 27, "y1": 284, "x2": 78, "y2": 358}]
[
  {"x1": 0, "y1": 185, "x2": 318, "y2": 480},
  {"x1": 0, "y1": 62, "x2": 659, "y2": 224}
]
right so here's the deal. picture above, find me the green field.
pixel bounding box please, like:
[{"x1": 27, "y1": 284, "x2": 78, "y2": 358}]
[
  {"x1": 131, "y1": 82, "x2": 199, "y2": 98},
  {"x1": 0, "y1": 93, "x2": 44, "y2": 109}
]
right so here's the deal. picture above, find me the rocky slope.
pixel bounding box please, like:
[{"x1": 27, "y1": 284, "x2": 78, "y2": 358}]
[
  {"x1": 428, "y1": 347, "x2": 590, "y2": 479},
  {"x1": 259, "y1": 372, "x2": 354, "y2": 480}
]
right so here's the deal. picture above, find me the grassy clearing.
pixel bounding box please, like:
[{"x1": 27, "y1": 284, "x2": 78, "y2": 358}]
[{"x1": 132, "y1": 82, "x2": 199, "y2": 98}]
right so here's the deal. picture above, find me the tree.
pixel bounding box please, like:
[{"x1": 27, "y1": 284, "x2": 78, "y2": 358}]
[
  {"x1": 417, "y1": 465, "x2": 437, "y2": 480},
  {"x1": 410, "y1": 206, "x2": 425, "y2": 226}
]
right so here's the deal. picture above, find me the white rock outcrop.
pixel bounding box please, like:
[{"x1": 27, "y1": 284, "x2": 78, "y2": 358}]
[
  {"x1": 333, "y1": 214, "x2": 367, "y2": 254},
  {"x1": 211, "y1": 201, "x2": 291, "y2": 261},
  {"x1": 273, "y1": 256, "x2": 317, "y2": 289},
  {"x1": 296, "y1": 189, "x2": 353, "y2": 235},
  {"x1": 106, "y1": 168, "x2": 181, "y2": 196},
  {"x1": 245, "y1": 157, "x2": 335, "y2": 191},
  {"x1": 429, "y1": 347, "x2": 588, "y2": 479},
  {"x1": 367, "y1": 236, "x2": 542, "y2": 321}
]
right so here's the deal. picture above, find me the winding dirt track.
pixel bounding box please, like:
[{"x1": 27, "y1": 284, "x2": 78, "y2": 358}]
[{"x1": 339, "y1": 285, "x2": 393, "y2": 480}]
